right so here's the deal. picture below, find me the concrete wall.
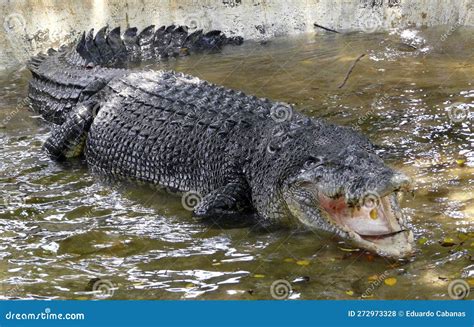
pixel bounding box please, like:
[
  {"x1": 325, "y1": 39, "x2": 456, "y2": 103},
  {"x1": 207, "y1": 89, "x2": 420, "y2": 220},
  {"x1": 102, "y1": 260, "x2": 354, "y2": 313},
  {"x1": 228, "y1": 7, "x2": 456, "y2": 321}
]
[{"x1": 1, "y1": 0, "x2": 473, "y2": 70}]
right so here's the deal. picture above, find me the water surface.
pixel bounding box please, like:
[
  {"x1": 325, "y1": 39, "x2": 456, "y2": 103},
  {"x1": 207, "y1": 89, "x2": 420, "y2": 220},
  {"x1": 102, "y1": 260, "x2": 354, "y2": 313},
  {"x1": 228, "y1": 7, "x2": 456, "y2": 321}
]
[{"x1": 0, "y1": 27, "x2": 473, "y2": 300}]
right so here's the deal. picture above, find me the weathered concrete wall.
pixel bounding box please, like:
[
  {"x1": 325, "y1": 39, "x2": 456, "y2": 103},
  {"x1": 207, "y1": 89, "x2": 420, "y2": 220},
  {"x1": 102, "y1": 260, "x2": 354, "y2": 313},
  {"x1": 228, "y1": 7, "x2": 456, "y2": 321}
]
[{"x1": 1, "y1": 0, "x2": 473, "y2": 70}]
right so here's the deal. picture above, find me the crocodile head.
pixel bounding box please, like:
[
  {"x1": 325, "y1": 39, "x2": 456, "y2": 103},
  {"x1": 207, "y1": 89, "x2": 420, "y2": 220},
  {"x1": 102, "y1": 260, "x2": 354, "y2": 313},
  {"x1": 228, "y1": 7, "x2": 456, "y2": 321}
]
[{"x1": 267, "y1": 121, "x2": 415, "y2": 259}]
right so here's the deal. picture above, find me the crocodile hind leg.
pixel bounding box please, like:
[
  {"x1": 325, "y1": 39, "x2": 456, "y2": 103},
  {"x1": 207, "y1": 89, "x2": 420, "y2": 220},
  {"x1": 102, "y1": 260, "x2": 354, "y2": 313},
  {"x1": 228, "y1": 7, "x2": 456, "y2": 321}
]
[
  {"x1": 43, "y1": 101, "x2": 96, "y2": 160},
  {"x1": 193, "y1": 180, "x2": 253, "y2": 219}
]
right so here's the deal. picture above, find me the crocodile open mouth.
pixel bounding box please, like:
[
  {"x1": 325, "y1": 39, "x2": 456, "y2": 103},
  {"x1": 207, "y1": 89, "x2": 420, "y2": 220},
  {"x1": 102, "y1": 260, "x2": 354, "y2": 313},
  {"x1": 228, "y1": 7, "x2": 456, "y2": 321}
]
[{"x1": 318, "y1": 192, "x2": 414, "y2": 258}]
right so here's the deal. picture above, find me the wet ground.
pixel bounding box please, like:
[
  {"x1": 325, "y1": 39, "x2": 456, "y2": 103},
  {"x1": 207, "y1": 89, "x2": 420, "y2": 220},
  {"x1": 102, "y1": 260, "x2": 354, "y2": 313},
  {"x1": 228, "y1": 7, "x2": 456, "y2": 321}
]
[{"x1": 0, "y1": 26, "x2": 473, "y2": 300}]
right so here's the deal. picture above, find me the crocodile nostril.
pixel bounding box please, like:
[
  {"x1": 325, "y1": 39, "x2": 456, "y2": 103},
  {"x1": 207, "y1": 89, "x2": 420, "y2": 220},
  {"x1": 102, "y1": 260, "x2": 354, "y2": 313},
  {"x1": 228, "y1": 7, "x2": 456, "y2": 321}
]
[{"x1": 390, "y1": 173, "x2": 413, "y2": 191}]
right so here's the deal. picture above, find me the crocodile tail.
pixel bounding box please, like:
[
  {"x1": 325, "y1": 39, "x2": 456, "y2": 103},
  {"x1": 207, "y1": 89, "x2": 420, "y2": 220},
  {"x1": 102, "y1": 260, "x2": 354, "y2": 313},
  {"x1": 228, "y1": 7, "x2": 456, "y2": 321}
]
[
  {"x1": 75, "y1": 24, "x2": 243, "y2": 67},
  {"x1": 27, "y1": 44, "x2": 123, "y2": 124}
]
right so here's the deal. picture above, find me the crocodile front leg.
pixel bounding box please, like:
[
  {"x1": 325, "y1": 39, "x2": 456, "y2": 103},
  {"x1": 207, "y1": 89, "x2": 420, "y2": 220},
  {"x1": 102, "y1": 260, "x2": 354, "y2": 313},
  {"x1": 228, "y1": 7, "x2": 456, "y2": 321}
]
[
  {"x1": 43, "y1": 101, "x2": 97, "y2": 160},
  {"x1": 193, "y1": 179, "x2": 253, "y2": 218}
]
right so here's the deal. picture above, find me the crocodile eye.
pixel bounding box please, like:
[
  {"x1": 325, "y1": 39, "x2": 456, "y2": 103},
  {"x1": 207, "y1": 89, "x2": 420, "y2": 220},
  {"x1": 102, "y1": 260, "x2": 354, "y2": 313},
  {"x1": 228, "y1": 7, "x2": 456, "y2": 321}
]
[
  {"x1": 304, "y1": 156, "x2": 323, "y2": 169},
  {"x1": 267, "y1": 144, "x2": 278, "y2": 154},
  {"x1": 266, "y1": 140, "x2": 281, "y2": 154}
]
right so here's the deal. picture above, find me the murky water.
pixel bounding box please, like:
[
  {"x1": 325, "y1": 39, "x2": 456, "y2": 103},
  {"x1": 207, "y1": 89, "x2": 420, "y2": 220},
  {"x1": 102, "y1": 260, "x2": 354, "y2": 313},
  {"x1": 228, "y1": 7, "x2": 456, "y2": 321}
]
[{"x1": 0, "y1": 27, "x2": 473, "y2": 300}]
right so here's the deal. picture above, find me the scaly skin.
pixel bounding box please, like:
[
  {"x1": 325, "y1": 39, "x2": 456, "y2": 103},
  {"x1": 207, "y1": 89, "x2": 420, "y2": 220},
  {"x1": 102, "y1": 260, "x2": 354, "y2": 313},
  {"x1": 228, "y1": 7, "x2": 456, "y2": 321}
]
[{"x1": 26, "y1": 25, "x2": 415, "y2": 258}]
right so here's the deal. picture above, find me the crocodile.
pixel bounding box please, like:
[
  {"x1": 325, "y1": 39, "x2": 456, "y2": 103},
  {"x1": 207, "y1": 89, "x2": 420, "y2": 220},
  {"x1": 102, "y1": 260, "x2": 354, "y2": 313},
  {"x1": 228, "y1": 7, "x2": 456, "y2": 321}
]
[{"x1": 27, "y1": 25, "x2": 415, "y2": 258}]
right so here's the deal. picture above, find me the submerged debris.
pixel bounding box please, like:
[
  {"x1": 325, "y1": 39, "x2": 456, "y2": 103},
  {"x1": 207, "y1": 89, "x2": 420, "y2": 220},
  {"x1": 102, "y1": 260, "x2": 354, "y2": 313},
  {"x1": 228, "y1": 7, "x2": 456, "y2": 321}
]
[
  {"x1": 337, "y1": 54, "x2": 366, "y2": 88},
  {"x1": 313, "y1": 23, "x2": 340, "y2": 34}
]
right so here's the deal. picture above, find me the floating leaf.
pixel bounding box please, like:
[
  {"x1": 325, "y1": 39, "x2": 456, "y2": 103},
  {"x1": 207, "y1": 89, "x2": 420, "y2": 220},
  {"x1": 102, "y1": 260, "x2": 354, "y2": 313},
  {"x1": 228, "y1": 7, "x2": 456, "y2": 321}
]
[
  {"x1": 296, "y1": 260, "x2": 310, "y2": 266},
  {"x1": 185, "y1": 283, "x2": 194, "y2": 288},
  {"x1": 468, "y1": 279, "x2": 474, "y2": 287},
  {"x1": 345, "y1": 290, "x2": 354, "y2": 296},
  {"x1": 253, "y1": 274, "x2": 265, "y2": 278},
  {"x1": 368, "y1": 274, "x2": 379, "y2": 281},
  {"x1": 384, "y1": 277, "x2": 397, "y2": 286},
  {"x1": 283, "y1": 258, "x2": 295, "y2": 263},
  {"x1": 418, "y1": 237, "x2": 428, "y2": 245},
  {"x1": 455, "y1": 159, "x2": 466, "y2": 167},
  {"x1": 440, "y1": 237, "x2": 456, "y2": 247},
  {"x1": 365, "y1": 254, "x2": 375, "y2": 261}
]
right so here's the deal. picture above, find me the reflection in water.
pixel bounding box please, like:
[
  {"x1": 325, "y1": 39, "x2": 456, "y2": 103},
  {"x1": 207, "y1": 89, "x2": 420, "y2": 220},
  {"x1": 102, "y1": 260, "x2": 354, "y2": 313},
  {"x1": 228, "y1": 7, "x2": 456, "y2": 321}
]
[{"x1": 0, "y1": 27, "x2": 473, "y2": 300}]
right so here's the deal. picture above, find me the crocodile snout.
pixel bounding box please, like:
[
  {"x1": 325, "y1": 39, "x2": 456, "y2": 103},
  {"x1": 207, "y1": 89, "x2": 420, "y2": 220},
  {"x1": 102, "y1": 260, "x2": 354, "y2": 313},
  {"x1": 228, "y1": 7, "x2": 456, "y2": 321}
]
[{"x1": 390, "y1": 172, "x2": 413, "y2": 192}]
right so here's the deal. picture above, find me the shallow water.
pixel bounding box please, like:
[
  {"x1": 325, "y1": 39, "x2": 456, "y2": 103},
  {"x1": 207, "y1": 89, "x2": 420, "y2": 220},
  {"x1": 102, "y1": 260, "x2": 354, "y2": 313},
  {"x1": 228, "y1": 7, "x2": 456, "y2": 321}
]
[{"x1": 0, "y1": 27, "x2": 473, "y2": 300}]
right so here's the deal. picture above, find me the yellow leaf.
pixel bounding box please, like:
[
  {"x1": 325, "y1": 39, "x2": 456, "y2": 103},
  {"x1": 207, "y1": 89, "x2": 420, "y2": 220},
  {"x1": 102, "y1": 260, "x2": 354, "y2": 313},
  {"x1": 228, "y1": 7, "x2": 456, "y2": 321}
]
[
  {"x1": 296, "y1": 260, "x2": 310, "y2": 266},
  {"x1": 455, "y1": 159, "x2": 466, "y2": 166},
  {"x1": 368, "y1": 274, "x2": 379, "y2": 281},
  {"x1": 283, "y1": 258, "x2": 295, "y2": 263},
  {"x1": 186, "y1": 283, "x2": 194, "y2": 288},
  {"x1": 345, "y1": 290, "x2": 354, "y2": 296},
  {"x1": 253, "y1": 274, "x2": 265, "y2": 278},
  {"x1": 384, "y1": 277, "x2": 397, "y2": 286},
  {"x1": 418, "y1": 237, "x2": 428, "y2": 245},
  {"x1": 440, "y1": 237, "x2": 456, "y2": 247},
  {"x1": 467, "y1": 279, "x2": 474, "y2": 286}
]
